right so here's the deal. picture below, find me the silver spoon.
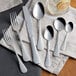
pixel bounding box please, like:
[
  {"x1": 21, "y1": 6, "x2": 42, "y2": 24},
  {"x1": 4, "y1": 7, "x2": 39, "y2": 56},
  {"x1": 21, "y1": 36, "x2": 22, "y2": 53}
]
[
  {"x1": 33, "y1": 2, "x2": 45, "y2": 51},
  {"x1": 61, "y1": 22, "x2": 73, "y2": 51},
  {"x1": 54, "y1": 17, "x2": 66, "y2": 57},
  {"x1": 44, "y1": 25, "x2": 54, "y2": 67}
]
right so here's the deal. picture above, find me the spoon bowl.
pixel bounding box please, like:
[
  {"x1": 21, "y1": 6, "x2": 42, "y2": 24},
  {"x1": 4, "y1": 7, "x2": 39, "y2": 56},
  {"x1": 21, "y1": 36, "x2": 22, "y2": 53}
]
[
  {"x1": 54, "y1": 17, "x2": 66, "y2": 31},
  {"x1": 33, "y1": 2, "x2": 44, "y2": 20},
  {"x1": 65, "y1": 22, "x2": 73, "y2": 33},
  {"x1": 44, "y1": 26, "x2": 54, "y2": 41}
]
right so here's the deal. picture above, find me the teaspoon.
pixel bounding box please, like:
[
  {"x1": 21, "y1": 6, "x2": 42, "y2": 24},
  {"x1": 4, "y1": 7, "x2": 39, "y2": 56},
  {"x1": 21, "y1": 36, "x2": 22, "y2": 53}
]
[
  {"x1": 44, "y1": 25, "x2": 54, "y2": 67},
  {"x1": 61, "y1": 22, "x2": 73, "y2": 51},
  {"x1": 54, "y1": 17, "x2": 66, "y2": 57}
]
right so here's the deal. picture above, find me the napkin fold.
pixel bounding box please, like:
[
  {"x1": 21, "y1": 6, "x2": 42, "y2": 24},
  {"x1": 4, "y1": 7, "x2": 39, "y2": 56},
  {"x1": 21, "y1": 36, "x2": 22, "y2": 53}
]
[
  {"x1": 0, "y1": 0, "x2": 76, "y2": 75},
  {"x1": 0, "y1": 0, "x2": 22, "y2": 12}
]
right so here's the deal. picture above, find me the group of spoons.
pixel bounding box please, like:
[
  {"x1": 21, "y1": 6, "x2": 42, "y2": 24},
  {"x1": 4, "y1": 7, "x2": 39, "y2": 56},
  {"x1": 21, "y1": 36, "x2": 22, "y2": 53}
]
[
  {"x1": 32, "y1": 2, "x2": 73, "y2": 67},
  {"x1": 44, "y1": 17, "x2": 73, "y2": 67}
]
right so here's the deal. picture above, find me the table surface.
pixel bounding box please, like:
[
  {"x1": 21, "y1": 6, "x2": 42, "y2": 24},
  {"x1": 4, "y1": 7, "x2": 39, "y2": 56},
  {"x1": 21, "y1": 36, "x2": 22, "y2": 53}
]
[{"x1": 41, "y1": 0, "x2": 76, "y2": 76}]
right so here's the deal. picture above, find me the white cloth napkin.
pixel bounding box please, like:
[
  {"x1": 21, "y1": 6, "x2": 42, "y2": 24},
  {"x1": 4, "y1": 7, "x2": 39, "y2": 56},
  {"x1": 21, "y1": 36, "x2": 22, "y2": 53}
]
[
  {"x1": 0, "y1": 0, "x2": 22, "y2": 12},
  {"x1": 0, "y1": 12, "x2": 69, "y2": 74},
  {"x1": 0, "y1": 0, "x2": 76, "y2": 75}
]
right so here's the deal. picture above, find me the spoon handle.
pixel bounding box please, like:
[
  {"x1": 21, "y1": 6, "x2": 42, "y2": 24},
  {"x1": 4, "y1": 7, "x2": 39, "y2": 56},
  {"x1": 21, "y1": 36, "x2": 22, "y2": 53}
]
[
  {"x1": 37, "y1": 20, "x2": 44, "y2": 51},
  {"x1": 45, "y1": 41, "x2": 51, "y2": 67},
  {"x1": 61, "y1": 33, "x2": 68, "y2": 51},
  {"x1": 13, "y1": 45, "x2": 27, "y2": 73},
  {"x1": 54, "y1": 31, "x2": 60, "y2": 57},
  {"x1": 16, "y1": 53, "x2": 28, "y2": 73}
]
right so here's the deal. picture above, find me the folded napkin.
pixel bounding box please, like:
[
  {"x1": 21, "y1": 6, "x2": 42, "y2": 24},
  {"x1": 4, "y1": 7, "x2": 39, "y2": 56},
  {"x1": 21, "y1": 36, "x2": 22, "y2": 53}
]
[
  {"x1": 0, "y1": 15, "x2": 69, "y2": 74},
  {"x1": 0, "y1": 0, "x2": 76, "y2": 75},
  {"x1": 0, "y1": 0, "x2": 22, "y2": 12}
]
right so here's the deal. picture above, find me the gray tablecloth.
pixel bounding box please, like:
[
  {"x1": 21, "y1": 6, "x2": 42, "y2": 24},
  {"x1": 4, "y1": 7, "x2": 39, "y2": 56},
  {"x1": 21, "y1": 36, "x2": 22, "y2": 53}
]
[{"x1": 0, "y1": 0, "x2": 41, "y2": 76}]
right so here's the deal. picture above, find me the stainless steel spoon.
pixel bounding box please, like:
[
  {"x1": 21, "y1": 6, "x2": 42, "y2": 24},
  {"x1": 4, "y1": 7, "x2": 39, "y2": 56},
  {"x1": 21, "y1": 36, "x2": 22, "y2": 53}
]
[
  {"x1": 44, "y1": 25, "x2": 54, "y2": 67},
  {"x1": 61, "y1": 22, "x2": 73, "y2": 51},
  {"x1": 33, "y1": 2, "x2": 45, "y2": 51},
  {"x1": 54, "y1": 17, "x2": 66, "y2": 57}
]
